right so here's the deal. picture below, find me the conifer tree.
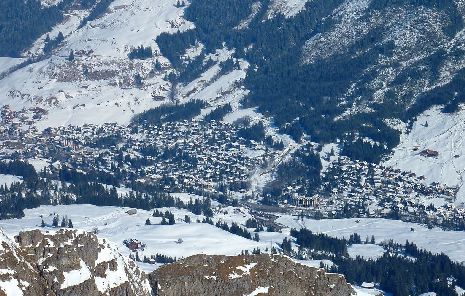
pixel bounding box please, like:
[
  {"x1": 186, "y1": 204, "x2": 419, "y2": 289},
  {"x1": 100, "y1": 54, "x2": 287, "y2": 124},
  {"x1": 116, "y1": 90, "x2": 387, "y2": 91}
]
[
  {"x1": 61, "y1": 216, "x2": 67, "y2": 227},
  {"x1": 68, "y1": 50, "x2": 74, "y2": 61},
  {"x1": 52, "y1": 215, "x2": 59, "y2": 227}
]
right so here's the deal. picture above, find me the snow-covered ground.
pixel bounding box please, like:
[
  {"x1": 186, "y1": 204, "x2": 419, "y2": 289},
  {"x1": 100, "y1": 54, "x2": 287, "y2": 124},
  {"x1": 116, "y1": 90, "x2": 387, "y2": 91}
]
[
  {"x1": 0, "y1": 0, "x2": 193, "y2": 129},
  {"x1": 267, "y1": 0, "x2": 311, "y2": 18},
  {"x1": 0, "y1": 204, "x2": 269, "y2": 272},
  {"x1": 347, "y1": 244, "x2": 385, "y2": 260},
  {"x1": 277, "y1": 215, "x2": 465, "y2": 263},
  {"x1": 0, "y1": 57, "x2": 25, "y2": 76},
  {"x1": 385, "y1": 106, "x2": 465, "y2": 205},
  {"x1": 353, "y1": 286, "x2": 388, "y2": 296},
  {"x1": 0, "y1": 174, "x2": 23, "y2": 187},
  {"x1": 27, "y1": 158, "x2": 50, "y2": 172}
]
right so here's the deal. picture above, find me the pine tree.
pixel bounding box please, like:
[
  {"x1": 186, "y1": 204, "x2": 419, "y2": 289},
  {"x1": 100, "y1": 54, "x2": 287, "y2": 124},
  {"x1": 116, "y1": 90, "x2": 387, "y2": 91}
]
[
  {"x1": 184, "y1": 215, "x2": 191, "y2": 223},
  {"x1": 154, "y1": 59, "x2": 162, "y2": 71},
  {"x1": 145, "y1": 218, "x2": 151, "y2": 225},
  {"x1": 134, "y1": 73, "x2": 143, "y2": 87},
  {"x1": 52, "y1": 215, "x2": 59, "y2": 227},
  {"x1": 57, "y1": 31, "x2": 64, "y2": 41},
  {"x1": 68, "y1": 219, "x2": 73, "y2": 228},
  {"x1": 68, "y1": 50, "x2": 74, "y2": 62},
  {"x1": 41, "y1": 219, "x2": 45, "y2": 227},
  {"x1": 61, "y1": 217, "x2": 67, "y2": 227}
]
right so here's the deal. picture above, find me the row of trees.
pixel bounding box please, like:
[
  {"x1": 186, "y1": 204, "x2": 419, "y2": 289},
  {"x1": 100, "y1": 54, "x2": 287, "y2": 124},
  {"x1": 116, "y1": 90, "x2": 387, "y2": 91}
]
[
  {"x1": 132, "y1": 100, "x2": 206, "y2": 125},
  {"x1": 290, "y1": 227, "x2": 465, "y2": 296},
  {"x1": 128, "y1": 45, "x2": 153, "y2": 60},
  {"x1": 42, "y1": 215, "x2": 73, "y2": 228}
]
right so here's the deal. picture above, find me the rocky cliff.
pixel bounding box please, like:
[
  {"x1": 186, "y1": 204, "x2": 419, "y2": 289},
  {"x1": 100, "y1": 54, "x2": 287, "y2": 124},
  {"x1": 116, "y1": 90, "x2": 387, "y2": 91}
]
[
  {"x1": 0, "y1": 228, "x2": 152, "y2": 296},
  {"x1": 150, "y1": 254, "x2": 355, "y2": 296},
  {"x1": 1, "y1": 229, "x2": 354, "y2": 296}
]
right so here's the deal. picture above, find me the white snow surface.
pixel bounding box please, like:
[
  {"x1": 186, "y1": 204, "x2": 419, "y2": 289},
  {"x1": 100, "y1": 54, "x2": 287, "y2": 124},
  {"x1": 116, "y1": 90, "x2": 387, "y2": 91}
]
[
  {"x1": 277, "y1": 215, "x2": 465, "y2": 263},
  {"x1": 229, "y1": 263, "x2": 257, "y2": 279},
  {"x1": 347, "y1": 244, "x2": 385, "y2": 260},
  {"x1": 268, "y1": 0, "x2": 311, "y2": 18},
  {"x1": 0, "y1": 57, "x2": 25, "y2": 75},
  {"x1": 385, "y1": 106, "x2": 465, "y2": 205},
  {"x1": 0, "y1": 204, "x2": 268, "y2": 272},
  {"x1": 353, "y1": 286, "x2": 385, "y2": 296},
  {"x1": 0, "y1": 0, "x2": 193, "y2": 129},
  {"x1": 61, "y1": 259, "x2": 92, "y2": 289},
  {"x1": 0, "y1": 278, "x2": 24, "y2": 296},
  {"x1": 28, "y1": 158, "x2": 50, "y2": 172},
  {"x1": 244, "y1": 286, "x2": 269, "y2": 296},
  {"x1": 0, "y1": 175, "x2": 23, "y2": 187},
  {"x1": 94, "y1": 254, "x2": 130, "y2": 293}
]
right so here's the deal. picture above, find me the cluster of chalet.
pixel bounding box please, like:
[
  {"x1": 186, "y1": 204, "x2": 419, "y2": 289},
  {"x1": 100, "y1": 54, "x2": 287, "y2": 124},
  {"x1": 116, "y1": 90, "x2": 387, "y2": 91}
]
[
  {"x1": 0, "y1": 111, "x2": 274, "y2": 195},
  {"x1": 286, "y1": 156, "x2": 464, "y2": 229}
]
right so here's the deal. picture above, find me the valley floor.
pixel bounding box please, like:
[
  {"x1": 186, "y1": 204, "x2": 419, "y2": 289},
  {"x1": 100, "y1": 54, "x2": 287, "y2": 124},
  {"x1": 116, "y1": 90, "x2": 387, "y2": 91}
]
[{"x1": 2, "y1": 203, "x2": 465, "y2": 267}]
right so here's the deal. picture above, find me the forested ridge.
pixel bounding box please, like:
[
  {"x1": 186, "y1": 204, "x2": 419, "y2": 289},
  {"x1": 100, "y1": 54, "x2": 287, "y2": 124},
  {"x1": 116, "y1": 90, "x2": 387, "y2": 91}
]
[
  {"x1": 0, "y1": 0, "x2": 114, "y2": 57},
  {"x1": 157, "y1": 0, "x2": 465, "y2": 163}
]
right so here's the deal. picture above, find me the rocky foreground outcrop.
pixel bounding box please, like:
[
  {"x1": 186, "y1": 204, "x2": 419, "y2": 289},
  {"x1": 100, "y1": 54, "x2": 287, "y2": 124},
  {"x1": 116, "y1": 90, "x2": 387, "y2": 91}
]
[
  {"x1": 1, "y1": 229, "x2": 355, "y2": 296},
  {"x1": 0, "y1": 229, "x2": 152, "y2": 296},
  {"x1": 150, "y1": 254, "x2": 355, "y2": 296}
]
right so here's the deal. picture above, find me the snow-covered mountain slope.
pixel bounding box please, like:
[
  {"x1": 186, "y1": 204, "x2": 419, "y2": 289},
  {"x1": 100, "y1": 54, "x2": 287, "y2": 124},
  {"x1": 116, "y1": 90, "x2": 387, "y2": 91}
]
[
  {"x1": 385, "y1": 106, "x2": 465, "y2": 205},
  {"x1": 0, "y1": 0, "x2": 193, "y2": 128},
  {"x1": 302, "y1": 0, "x2": 465, "y2": 108}
]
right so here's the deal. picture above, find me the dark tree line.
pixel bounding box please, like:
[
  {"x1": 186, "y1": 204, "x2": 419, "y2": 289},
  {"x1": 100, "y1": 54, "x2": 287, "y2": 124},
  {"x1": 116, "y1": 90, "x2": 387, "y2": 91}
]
[
  {"x1": 291, "y1": 228, "x2": 465, "y2": 296},
  {"x1": 132, "y1": 100, "x2": 206, "y2": 125},
  {"x1": 204, "y1": 104, "x2": 232, "y2": 121},
  {"x1": 128, "y1": 45, "x2": 153, "y2": 60},
  {"x1": 0, "y1": 0, "x2": 71, "y2": 56},
  {"x1": 79, "y1": 0, "x2": 115, "y2": 28},
  {"x1": 156, "y1": 0, "x2": 465, "y2": 163}
]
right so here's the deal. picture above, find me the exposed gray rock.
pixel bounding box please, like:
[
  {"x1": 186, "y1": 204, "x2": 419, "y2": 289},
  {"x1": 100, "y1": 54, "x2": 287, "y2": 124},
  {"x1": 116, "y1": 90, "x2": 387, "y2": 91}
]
[
  {"x1": 150, "y1": 254, "x2": 355, "y2": 296},
  {"x1": 1, "y1": 229, "x2": 356, "y2": 296},
  {"x1": 0, "y1": 229, "x2": 152, "y2": 296}
]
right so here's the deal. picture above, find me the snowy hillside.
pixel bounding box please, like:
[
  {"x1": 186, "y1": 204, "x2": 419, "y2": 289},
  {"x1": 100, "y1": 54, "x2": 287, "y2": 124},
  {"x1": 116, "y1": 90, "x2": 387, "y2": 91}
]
[
  {"x1": 0, "y1": 0, "x2": 193, "y2": 128},
  {"x1": 386, "y1": 106, "x2": 465, "y2": 206},
  {"x1": 0, "y1": 204, "x2": 274, "y2": 272}
]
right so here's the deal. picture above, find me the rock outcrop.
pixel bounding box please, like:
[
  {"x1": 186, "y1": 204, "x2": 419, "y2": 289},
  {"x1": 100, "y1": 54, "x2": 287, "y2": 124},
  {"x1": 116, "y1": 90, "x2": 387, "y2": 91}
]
[
  {"x1": 0, "y1": 229, "x2": 152, "y2": 296},
  {"x1": 150, "y1": 254, "x2": 355, "y2": 296},
  {"x1": 1, "y1": 229, "x2": 355, "y2": 296}
]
